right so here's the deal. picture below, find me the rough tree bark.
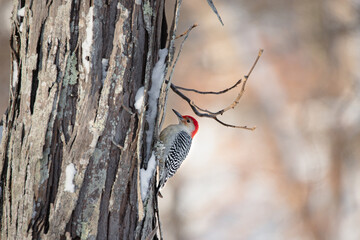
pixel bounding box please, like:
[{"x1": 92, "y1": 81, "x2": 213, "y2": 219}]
[{"x1": 0, "y1": 0, "x2": 168, "y2": 239}]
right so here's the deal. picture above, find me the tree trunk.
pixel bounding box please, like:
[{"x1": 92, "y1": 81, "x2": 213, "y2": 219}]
[{"x1": 0, "y1": 0, "x2": 166, "y2": 239}]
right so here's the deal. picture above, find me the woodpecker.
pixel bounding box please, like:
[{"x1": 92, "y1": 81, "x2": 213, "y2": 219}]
[{"x1": 157, "y1": 109, "x2": 199, "y2": 190}]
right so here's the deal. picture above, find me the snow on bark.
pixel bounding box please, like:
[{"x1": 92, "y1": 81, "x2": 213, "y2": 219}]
[
  {"x1": 138, "y1": 48, "x2": 168, "y2": 201},
  {"x1": 64, "y1": 163, "x2": 77, "y2": 193},
  {"x1": 12, "y1": 60, "x2": 18, "y2": 88},
  {"x1": 135, "y1": 86, "x2": 145, "y2": 113},
  {"x1": 145, "y1": 48, "x2": 168, "y2": 161},
  {"x1": 140, "y1": 152, "x2": 157, "y2": 201},
  {"x1": 17, "y1": 7, "x2": 25, "y2": 17}
]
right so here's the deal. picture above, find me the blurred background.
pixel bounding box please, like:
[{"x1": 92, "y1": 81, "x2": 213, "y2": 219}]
[
  {"x1": 1, "y1": 0, "x2": 359, "y2": 239},
  {"x1": 0, "y1": 0, "x2": 12, "y2": 115},
  {"x1": 161, "y1": 0, "x2": 360, "y2": 239}
]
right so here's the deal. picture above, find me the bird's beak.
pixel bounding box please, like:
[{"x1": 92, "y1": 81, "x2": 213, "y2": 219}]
[{"x1": 172, "y1": 109, "x2": 184, "y2": 121}]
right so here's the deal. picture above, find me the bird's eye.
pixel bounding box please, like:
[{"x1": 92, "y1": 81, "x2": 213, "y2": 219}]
[{"x1": 187, "y1": 119, "x2": 190, "y2": 123}]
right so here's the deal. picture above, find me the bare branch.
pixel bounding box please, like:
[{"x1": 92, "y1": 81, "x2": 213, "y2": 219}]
[
  {"x1": 171, "y1": 47, "x2": 263, "y2": 95},
  {"x1": 167, "y1": 0, "x2": 183, "y2": 62},
  {"x1": 157, "y1": 0, "x2": 184, "y2": 139},
  {"x1": 175, "y1": 24, "x2": 198, "y2": 39},
  {"x1": 155, "y1": 192, "x2": 164, "y2": 240},
  {"x1": 247, "y1": 49, "x2": 264, "y2": 77},
  {"x1": 145, "y1": 226, "x2": 158, "y2": 240},
  {"x1": 172, "y1": 79, "x2": 242, "y2": 95},
  {"x1": 170, "y1": 83, "x2": 256, "y2": 130},
  {"x1": 217, "y1": 49, "x2": 263, "y2": 114},
  {"x1": 213, "y1": 117, "x2": 256, "y2": 130},
  {"x1": 169, "y1": 49, "x2": 264, "y2": 130},
  {"x1": 167, "y1": 24, "x2": 198, "y2": 92},
  {"x1": 158, "y1": 23, "x2": 198, "y2": 130},
  {"x1": 206, "y1": 0, "x2": 224, "y2": 26}
]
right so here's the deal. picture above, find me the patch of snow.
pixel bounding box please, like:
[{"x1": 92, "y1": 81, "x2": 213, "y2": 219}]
[
  {"x1": 140, "y1": 152, "x2": 157, "y2": 201},
  {"x1": 101, "y1": 58, "x2": 109, "y2": 83},
  {"x1": 135, "y1": 86, "x2": 144, "y2": 113},
  {"x1": 64, "y1": 163, "x2": 76, "y2": 193},
  {"x1": 145, "y1": 48, "x2": 168, "y2": 159},
  {"x1": 82, "y1": 7, "x2": 93, "y2": 76},
  {"x1": 135, "y1": 0, "x2": 142, "y2": 5},
  {"x1": 19, "y1": 23, "x2": 23, "y2": 32},
  {"x1": 17, "y1": 7, "x2": 25, "y2": 17},
  {"x1": 12, "y1": 60, "x2": 18, "y2": 88}
]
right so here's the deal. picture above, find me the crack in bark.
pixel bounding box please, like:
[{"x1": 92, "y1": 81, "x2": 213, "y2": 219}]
[
  {"x1": 30, "y1": 21, "x2": 46, "y2": 114},
  {"x1": 69, "y1": 0, "x2": 80, "y2": 52}
]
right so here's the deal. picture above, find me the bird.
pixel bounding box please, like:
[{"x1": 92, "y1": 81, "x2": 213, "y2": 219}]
[{"x1": 157, "y1": 109, "x2": 199, "y2": 192}]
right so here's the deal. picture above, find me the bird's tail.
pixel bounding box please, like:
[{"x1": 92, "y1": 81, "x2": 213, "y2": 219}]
[{"x1": 156, "y1": 177, "x2": 168, "y2": 198}]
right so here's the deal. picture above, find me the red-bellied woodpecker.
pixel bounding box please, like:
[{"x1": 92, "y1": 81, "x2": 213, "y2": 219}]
[{"x1": 157, "y1": 109, "x2": 199, "y2": 190}]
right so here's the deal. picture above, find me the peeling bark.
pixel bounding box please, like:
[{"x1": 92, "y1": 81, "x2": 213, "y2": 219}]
[{"x1": 1, "y1": 0, "x2": 166, "y2": 239}]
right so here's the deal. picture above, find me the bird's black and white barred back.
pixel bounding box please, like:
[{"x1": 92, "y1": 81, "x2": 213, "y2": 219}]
[
  {"x1": 161, "y1": 130, "x2": 192, "y2": 187},
  {"x1": 157, "y1": 109, "x2": 198, "y2": 191}
]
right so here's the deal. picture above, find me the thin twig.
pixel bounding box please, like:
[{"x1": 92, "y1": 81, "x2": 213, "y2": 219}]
[
  {"x1": 166, "y1": 24, "x2": 198, "y2": 93},
  {"x1": 167, "y1": 0, "x2": 182, "y2": 64},
  {"x1": 190, "y1": 101, "x2": 220, "y2": 115},
  {"x1": 171, "y1": 79, "x2": 242, "y2": 95},
  {"x1": 157, "y1": 0, "x2": 184, "y2": 131},
  {"x1": 218, "y1": 49, "x2": 263, "y2": 114},
  {"x1": 170, "y1": 83, "x2": 256, "y2": 130},
  {"x1": 175, "y1": 24, "x2": 198, "y2": 39},
  {"x1": 206, "y1": 0, "x2": 224, "y2": 26},
  {"x1": 111, "y1": 139, "x2": 124, "y2": 150},
  {"x1": 155, "y1": 192, "x2": 163, "y2": 240},
  {"x1": 121, "y1": 103, "x2": 134, "y2": 115},
  {"x1": 247, "y1": 49, "x2": 264, "y2": 77},
  {"x1": 169, "y1": 49, "x2": 264, "y2": 130},
  {"x1": 159, "y1": 23, "x2": 198, "y2": 129},
  {"x1": 145, "y1": 226, "x2": 158, "y2": 240},
  {"x1": 175, "y1": 49, "x2": 263, "y2": 115}
]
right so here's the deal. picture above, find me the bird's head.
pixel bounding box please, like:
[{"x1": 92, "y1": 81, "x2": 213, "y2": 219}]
[{"x1": 172, "y1": 109, "x2": 199, "y2": 138}]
